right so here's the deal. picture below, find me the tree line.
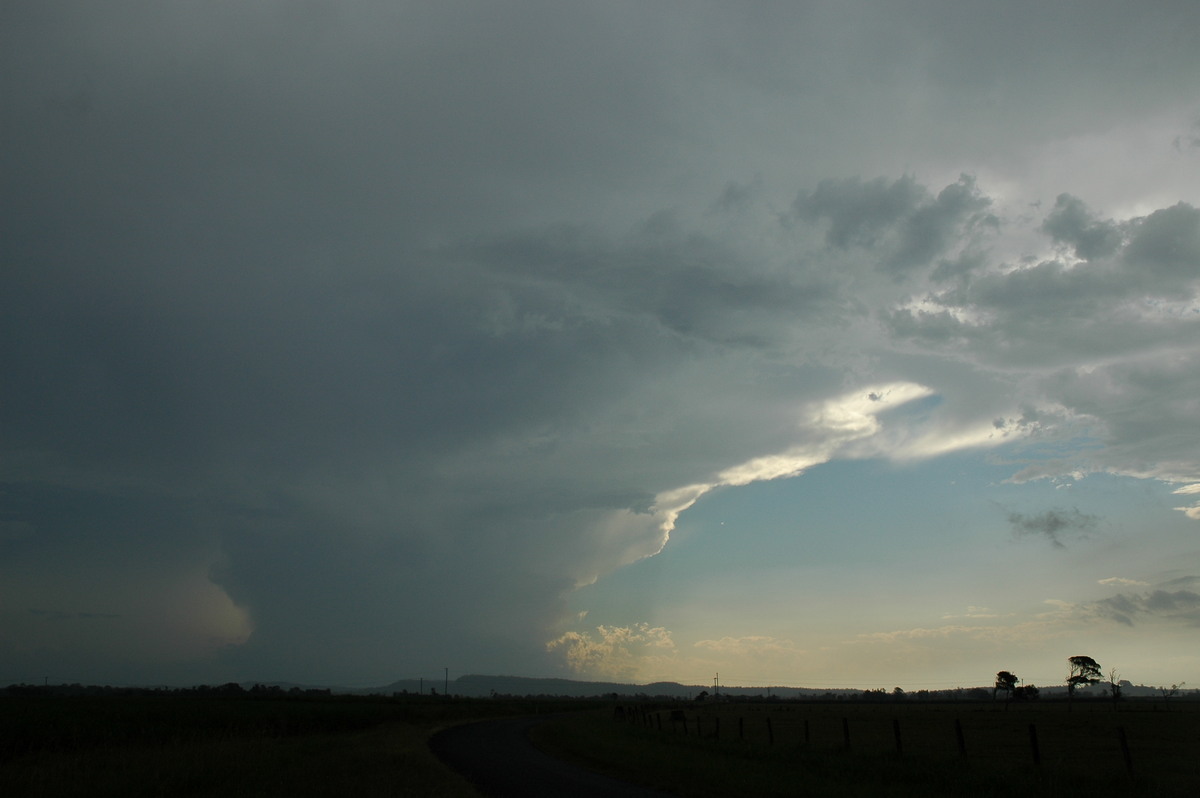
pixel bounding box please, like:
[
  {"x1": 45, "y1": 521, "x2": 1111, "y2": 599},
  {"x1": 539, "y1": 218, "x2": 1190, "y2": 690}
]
[{"x1": 994, "y1": 655, "x2": 1188, "y2": 706}]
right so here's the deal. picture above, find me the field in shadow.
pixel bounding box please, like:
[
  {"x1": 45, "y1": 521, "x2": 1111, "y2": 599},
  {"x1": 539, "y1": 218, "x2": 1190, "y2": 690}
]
[
  {"x1": 531, "y1": 699, "x2": 1200, "y2": 797},
  {"x1": 9, "y1": 686, "x2": 1198, "y2": 797},
  {"x1": 0, "y1": 687, "x2": 587, "y2": 797}
]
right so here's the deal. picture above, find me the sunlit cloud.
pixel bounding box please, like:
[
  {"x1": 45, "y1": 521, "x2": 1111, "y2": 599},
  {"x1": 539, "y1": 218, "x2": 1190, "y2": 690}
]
[
  {"x1": 546, "y1": 623, "x2": 677, "y2": 681},
  {"x1": 1099, "y1": 577, "x2": 1149, "y2": 587},
  {"x1": 694, "y1": 636, "x2": 804, "y2": 656},
  {"x1": 1174, "y1": 504, "x2": 1200, "y2": 521},
  {"x1": 632, "y1": 382, "x2": 966, "y2": 560},
  {"x1": 941, "y1": 606, "x2": 1006, "y2": 619},
  {"x1": 855, "y1": 625, "x2": 998, "y2": 643}
]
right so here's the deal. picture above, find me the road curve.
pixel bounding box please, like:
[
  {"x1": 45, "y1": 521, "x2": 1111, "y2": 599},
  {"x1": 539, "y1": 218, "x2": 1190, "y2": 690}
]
[{"x1": 429, "y1": 714, "x2": 674, "y2": 797}]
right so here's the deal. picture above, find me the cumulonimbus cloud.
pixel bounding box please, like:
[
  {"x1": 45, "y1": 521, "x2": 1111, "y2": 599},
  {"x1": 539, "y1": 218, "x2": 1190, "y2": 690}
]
[{"x1": 5, "y1": 0, "x2": 1200, "y2": 687}]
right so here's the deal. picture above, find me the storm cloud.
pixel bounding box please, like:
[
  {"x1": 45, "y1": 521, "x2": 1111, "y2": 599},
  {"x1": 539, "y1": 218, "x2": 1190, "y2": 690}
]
[
  {"x1": 3, "y1": 1, "x2": 1200, "y2": 687},
  {"x1": 1007, "y1": 508, "x2": 1101, "y2": 548},
  {"x1": 1094, "y1": 590, "x2": 1200, "y2": 628}
]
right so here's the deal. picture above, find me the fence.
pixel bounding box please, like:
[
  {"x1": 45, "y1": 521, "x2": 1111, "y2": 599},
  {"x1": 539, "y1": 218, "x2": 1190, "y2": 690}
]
[{"x1": 611, "y1": 701, "x2": 1200, "y2": 781}]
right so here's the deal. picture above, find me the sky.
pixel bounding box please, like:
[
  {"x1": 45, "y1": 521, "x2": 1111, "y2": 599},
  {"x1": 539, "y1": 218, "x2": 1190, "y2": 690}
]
[{"x1": 3, "y1": 1, "x2": 1200, "y2": 691}]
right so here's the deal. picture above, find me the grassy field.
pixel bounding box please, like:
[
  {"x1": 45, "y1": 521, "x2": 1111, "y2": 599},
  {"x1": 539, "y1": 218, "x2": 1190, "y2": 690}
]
[
  {"x1": 0, "y1": 691, "x2": 579, "y2": 797},
  {"x1": 531, "y1": 700, "x2": 1200, "y2": 797},
  {"x1": 8, "y1": 692, "x2": 1197, "y2": 796}
]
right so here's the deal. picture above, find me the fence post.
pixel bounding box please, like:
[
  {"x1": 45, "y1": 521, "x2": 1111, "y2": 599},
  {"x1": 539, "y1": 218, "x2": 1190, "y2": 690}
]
[
  {"x1": 1117, "y1": 726, "x2": 1133, "y2": 774},
  {"x1": 1028, "y1": 723, "x2": 1040, "y2": 766},
  {"x1": 804, "y1": 718, "x2": 810, "y2": 746},
  {"x1": 955, "y1": 718, "x2": 967, "y2": 759},
  {"x1": 893, "y1": 718, "x2": 903, "y2": 755},
  {"x1": 738, "y1": 716, "x2": 744, "y2": 741},
  {"x1": 842, "y1": 717, "x2": 851, "y2": 750},
  {"x1": 767, "y1": 717, "x2": 774, "y2": 746}
]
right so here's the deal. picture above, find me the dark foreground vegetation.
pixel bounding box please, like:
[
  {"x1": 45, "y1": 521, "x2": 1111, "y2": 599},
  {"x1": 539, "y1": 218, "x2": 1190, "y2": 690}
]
[
  {"x1": 6, "y1": 683, "x2": 1198, "y2": 797},
  {"x1": 0, "y1": 684, "x2": 592, "y2": 797},
  {"x1": 533, "y1": 699, "x2": 1200, "y2": 797}
]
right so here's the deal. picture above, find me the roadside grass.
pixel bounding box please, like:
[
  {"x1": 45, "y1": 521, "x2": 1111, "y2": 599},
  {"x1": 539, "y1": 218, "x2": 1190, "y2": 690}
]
[
  {"x1": 530, "y1": 702, "x2": 1200, "y2": 798},
  {"x1": 3, "y1": 722, "x2": 476, "y2": 798},
  {"x1": 0, "y1": 694, "x2": 579, "y2": 797}
]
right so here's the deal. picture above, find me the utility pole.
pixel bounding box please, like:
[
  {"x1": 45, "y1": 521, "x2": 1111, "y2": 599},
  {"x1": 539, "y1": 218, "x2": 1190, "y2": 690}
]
[{"x1": 444, "y1": 667, "x2": 449, "y2": 697}]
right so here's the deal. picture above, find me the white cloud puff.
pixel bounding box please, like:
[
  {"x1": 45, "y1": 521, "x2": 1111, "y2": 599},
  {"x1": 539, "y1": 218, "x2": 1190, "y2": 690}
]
[{"x1": 546, "y1": 623, "x2": 677, "y2": 681}]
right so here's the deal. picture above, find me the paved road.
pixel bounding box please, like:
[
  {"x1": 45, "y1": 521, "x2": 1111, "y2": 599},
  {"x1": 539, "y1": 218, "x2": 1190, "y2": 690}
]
[{"x1": 429, "y1": 714, "x2": 674, "y2": 797}]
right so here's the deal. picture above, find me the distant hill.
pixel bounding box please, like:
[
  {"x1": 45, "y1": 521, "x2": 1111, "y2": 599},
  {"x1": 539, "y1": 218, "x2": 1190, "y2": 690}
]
[
  {"x1": 353, "y1": 673, "x2": 861, "y2": 699},
  {"x1": 235, "y1": 673, "x2": 1192, "y2": 703},
  {"x1": 349, "y1": 675, "x2": 1194, "y2": 701}
]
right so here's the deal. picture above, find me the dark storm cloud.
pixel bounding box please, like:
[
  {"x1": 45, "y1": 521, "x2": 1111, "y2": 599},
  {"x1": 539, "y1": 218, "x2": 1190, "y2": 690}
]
[
  {"x1": 884, "y1": 197, "x2": 1200, "y2": 361},
  {"x1": 1124, "y1": 203, "x2": 1200, "y2": 285},
  {"x1": 713, "y1": 179, "x2": 762, "y2": 215},
  {"x1": 1173, "y1": 119, "x2": 1200, "y2": 152},
  {"x1": 883, "y1": 189, "x2": 1200, "y2": 488},
  {"x1": 1041, "y1": 194, "x2": 1123, "y2": 261},
  {"x1": 4, "y1": 1, "x2": 1200, "y2": 686},
  {"x1": 455, "y1": 220, "x2": 844, "y2": 351},
  {"x1": 1094, "y1": 590, "x2": 1200, "y2": 627},
  {"x1": 2, "y1": 1, "x2": 688, "y2": 267},
  {"x1": 0, "y1": 0, "x2": 710, "y2": 683},
  {"x1": 30, "y1": 610, "x2": 122, "y2": 621},
  {"x1": 794, "y1": 175, "x2": 994, "y2": 275},
  {"x1": 1007, "y1": 508, "x2": 1100, "y2": 548},
  {"x1": 796, "y1": 176, "x2": 928, "y2": 250}
]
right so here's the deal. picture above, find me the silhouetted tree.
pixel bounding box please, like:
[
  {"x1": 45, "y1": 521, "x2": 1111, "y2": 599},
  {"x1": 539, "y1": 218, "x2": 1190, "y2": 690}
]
[
  {"x1": 1159, "y1": 681, "x2": 1185, "y2": 705},
  {"x1": 1013, "y1": 684, "x2": 1039, "y2": 701},
  {"x1": 1106, "y1": 668, "x2": 1123, "y2": 707},
  {"x1": 994, "y1": 671, "x2": 1018, "y2": 702},
  {"x1": 1066, "y1": 655, "x2": 1101, "y2": 705}
]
